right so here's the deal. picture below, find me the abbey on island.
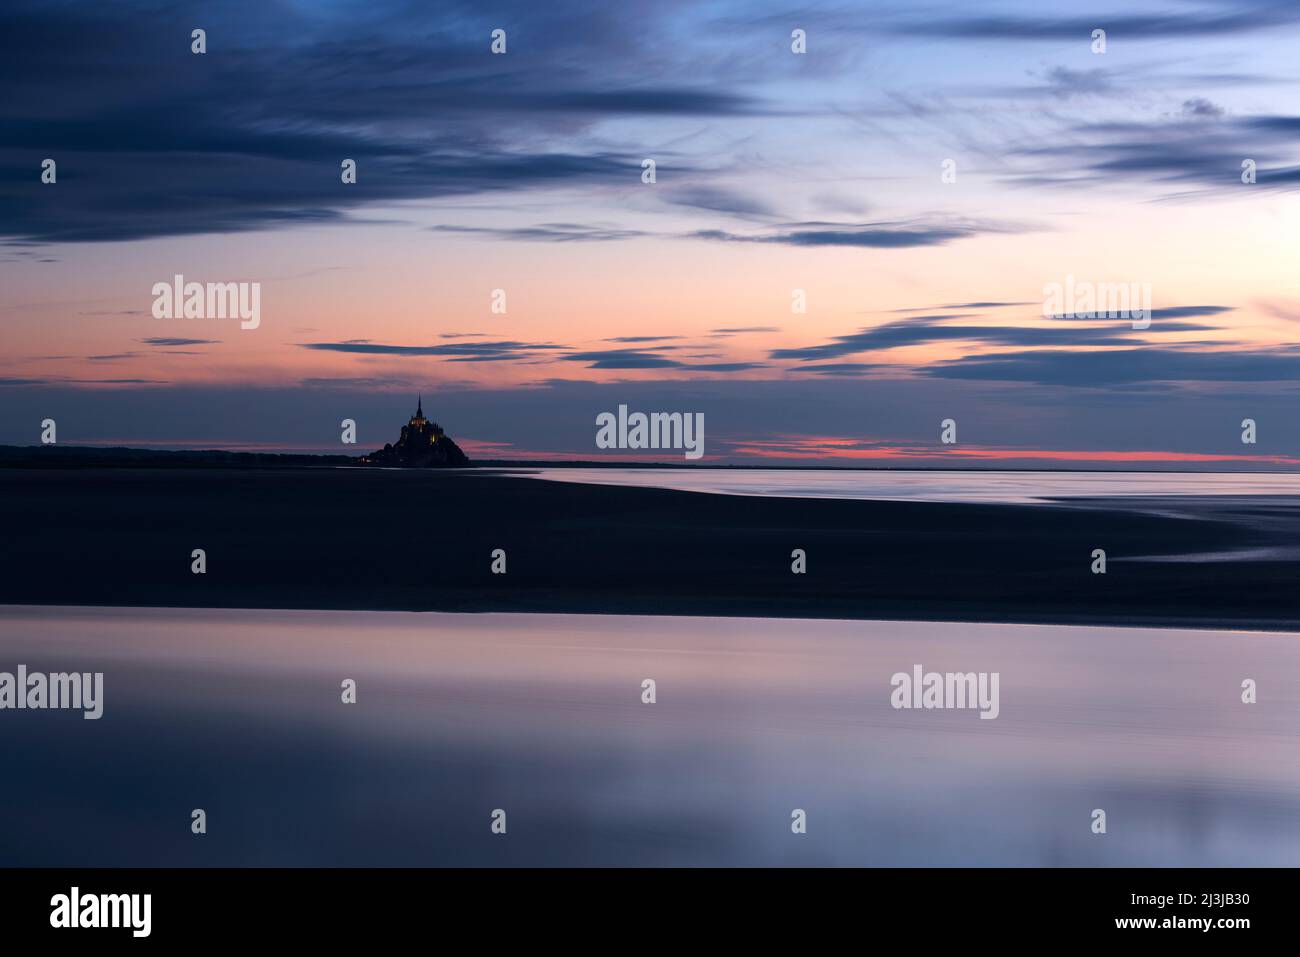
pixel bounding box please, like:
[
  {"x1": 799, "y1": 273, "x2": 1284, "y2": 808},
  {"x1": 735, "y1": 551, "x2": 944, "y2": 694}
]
[{"x1": 359, "y1": 397, "x2": 471, "y2": 468}]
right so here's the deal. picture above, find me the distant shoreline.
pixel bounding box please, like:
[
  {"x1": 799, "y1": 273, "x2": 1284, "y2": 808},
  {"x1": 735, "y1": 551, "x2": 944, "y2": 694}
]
[{"x1": 1, "y1": 444, "x2": 1298, "y2": 474}]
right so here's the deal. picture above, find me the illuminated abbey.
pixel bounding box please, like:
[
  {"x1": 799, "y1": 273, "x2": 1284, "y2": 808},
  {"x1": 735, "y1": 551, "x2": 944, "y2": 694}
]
[{"x1": 359, "y1": 397, "x2": 471, "y2": 468}]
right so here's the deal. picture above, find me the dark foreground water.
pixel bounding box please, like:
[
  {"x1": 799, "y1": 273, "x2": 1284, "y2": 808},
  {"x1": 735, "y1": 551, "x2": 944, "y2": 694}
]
[{"x1": 1, "y1": 605, "x2": 1297, "y2": 866}]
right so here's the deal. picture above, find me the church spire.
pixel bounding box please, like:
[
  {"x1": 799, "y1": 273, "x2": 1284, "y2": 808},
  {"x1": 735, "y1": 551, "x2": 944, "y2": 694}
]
[{"x1": 416, "y1": 394, "x2": 423, "y2": 418}]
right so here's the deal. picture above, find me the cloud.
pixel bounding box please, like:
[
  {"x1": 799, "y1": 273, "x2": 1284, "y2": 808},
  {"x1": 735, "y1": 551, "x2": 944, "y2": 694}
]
[
  {"x1": 1182, "y1": 97, "x2": 1226, "y2": 118},
  {"x1": 299, "y1": 377, "x2": 416, "y2": 388},
  {"x1": 923, "y1": 348, "x2": 1300, "y2": 385},
  {"x1": 300, "y1": 340, "x2": 564, "y2": 361},
  {"x1": 1245, "y1": 115, "x2": 1300, "y2": 134},
  {"x1": 1148, "y1": 306, "x2": 1234, "y2": 320},
  {"x1": 140, "y1": 337, "x2": 219, "y2": 347},
  {"x1": 1255, "y1": 298, "x2": 1300, "y2": 322},
  {"x1": 786, "y1": 362, "x2": 883, "y2": 377},
  {"x1": 561, "y1": 349, "x2": 683, "y2": 369},
  {"x1": 688, "y1": 361, "x2": 768, "y2": 372},
  {"x1": 890, "y1": 5, "x2": 1300, "y2": 40},
  {"x1": 1, "y1": 147, "x2": 642, "y2": 244},
  {"x1": 1044, "y1": 306, "x2": 1233, "y2": 322},
  {"x1": 664, "y1": 185, "x2": 777, "y2": 219},
  {"x1": 1041, "y1": 67, "x2": 1112, "y2": 98},
  {"x1": 559, "y1": 347, "x2": 765, "y2": 372},
  {"x1": 431, "y1": 223, "x2": 653, "y2": 243},
  {"x1": 768, "y1": 315, "x2": 1210, "y2": 362},
  {"x1": 0, "y1": 376, "x2": 170, "y2": 386},
  {"x1": 0, "y1": 0, "x2": 769, "y2": 245},
  {"x1": 299, "y1": 338, "x2": 759, "y2": 371},
  {"x1": 1004, "y1": 114, "x2": 1300, "y2": 193},
  {"x1": 694, "y1": 219, "x2": 1030, "y2": 249},
  {"x1": 509, "y1": 89, "x2": 761, "y2": 116},
  {"x1": 602, "y1": 336, "x2": 681, "y2": 343},
  {"x1": 939, "y1": 301, "x2": 1035, "y2": 310}
]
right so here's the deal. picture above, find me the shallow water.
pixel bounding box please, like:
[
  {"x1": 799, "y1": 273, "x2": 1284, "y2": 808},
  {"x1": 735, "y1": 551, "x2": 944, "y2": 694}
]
[
  {"x1": 519, "y1": 467, "x2": 1300, "y2": 504},
  {"x1": 1, "y1": 605, "x2": 1297, "y2": 866}
]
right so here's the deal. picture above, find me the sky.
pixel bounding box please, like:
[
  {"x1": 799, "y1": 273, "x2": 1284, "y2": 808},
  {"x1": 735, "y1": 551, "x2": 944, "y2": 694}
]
[{"x1": 3, "y1": 0, "x2": 1300, "y2": 466}]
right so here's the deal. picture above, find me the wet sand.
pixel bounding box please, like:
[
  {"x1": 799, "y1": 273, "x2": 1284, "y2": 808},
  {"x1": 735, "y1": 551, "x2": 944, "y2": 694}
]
[{"x1": 0, "y1": 467, "x2": 1296, "y2": 629}]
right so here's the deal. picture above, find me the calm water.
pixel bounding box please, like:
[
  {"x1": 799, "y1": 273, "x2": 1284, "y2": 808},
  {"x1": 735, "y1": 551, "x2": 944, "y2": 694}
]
[
  {"x1": 519, "y1": 467, "x2": 1300, "y2": 504},
  {"x1": 2, "y1": 605, "x2": 1297, "y2": 866}
]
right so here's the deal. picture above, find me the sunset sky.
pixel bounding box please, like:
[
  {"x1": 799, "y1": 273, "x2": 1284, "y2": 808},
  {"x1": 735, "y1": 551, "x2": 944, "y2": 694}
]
[{"x1": 3, "y1": 0, "x2": 1300, "y2": 465}]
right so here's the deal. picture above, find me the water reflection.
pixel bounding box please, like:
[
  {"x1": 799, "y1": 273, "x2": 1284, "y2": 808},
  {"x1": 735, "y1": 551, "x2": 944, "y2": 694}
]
[
  {"x1": 1, "y1": 606, "x2": 1297, "y2": 866},
  {"x1": 517, "y1": 467, "x2": 1300, "y2": 504}
]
